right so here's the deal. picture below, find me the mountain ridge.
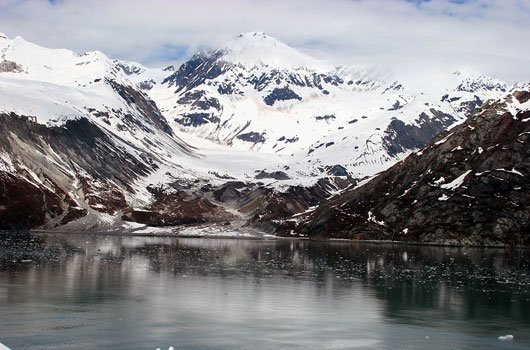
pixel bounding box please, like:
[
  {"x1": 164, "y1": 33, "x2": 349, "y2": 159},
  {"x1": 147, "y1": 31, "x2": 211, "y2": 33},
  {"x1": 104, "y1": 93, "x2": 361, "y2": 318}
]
[
  {"x1": 294, "y1": 89, "x2": 530, "y2": 245},
  {"x1": 0, "y1": 31, "x2": 526, "y2": 240}
]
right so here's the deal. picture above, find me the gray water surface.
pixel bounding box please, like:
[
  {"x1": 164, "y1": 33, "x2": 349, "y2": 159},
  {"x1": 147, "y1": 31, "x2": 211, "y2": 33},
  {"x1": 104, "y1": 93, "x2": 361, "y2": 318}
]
[{"x1": 0, "y1": 233, "x2": 529, "y2": 350}]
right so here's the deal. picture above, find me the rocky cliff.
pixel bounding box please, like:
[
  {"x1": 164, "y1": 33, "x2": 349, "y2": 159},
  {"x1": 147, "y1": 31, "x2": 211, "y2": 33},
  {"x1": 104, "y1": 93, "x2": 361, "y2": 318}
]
[{"x1": 295, "y1": 89, "x2": 530, "y2": 246}]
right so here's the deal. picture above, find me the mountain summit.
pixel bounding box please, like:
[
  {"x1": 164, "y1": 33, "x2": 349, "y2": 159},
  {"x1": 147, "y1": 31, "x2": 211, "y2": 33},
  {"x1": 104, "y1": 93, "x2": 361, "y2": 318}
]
[
  {"x1": 149, "y1": 31, "x2": 508, "y2": 180},
  {"x1": 220, "y1": 31, "x2": 329, "y2": 69}
]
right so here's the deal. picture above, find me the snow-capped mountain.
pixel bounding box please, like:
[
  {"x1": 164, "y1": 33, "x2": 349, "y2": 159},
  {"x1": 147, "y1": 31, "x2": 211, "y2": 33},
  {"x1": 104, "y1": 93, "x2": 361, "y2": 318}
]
[
  {"x1": 0, "y1": 32, "x2": 205, "y2": 228},
  {"x1": 139, "y1": 31, "x2": 508, "y2": 179},
  {"x1": 0, "y1": 30, "x2": 519, "y2": 233}
]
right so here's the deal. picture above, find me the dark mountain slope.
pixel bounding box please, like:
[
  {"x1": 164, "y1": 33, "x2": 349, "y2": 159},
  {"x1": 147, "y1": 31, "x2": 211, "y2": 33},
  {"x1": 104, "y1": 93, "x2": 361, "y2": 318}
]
[
  {"x1": 296, "y1": 90, "x2": 530, "y2": 246},
  {"x1": 0, "y1": 77, "x2": 197, "y2": 230}
]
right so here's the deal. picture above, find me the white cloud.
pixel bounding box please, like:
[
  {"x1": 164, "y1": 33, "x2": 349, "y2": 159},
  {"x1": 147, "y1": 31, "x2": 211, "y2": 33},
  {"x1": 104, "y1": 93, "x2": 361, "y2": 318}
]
[{"x1": 0, "y1": 0, "x2": 528, "y2": 83}]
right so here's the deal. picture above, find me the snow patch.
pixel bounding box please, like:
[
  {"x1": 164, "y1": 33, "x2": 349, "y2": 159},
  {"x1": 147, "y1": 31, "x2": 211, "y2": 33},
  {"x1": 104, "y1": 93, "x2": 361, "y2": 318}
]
[
  {"x1": 434, "y1": 176, "x2": 445, "y2": 185},
  {"x1": 497, "y1": 168, "x2": 524, "y2": 177},
  {"x1": 222, "y1": 31, "x2": 332, "y2": 70},
  {"x1": 441, "y1": 170, "x2": 472, "y2": 190},
  {"x1": 434, "y1": 133, "x2": 454, "y2": 146},
  {"x1": 438, "y1": 194, "x2": 449, "y2": 201},
  {"x1": 367, "y1": 211, "x2": 385, "y2": 226}
]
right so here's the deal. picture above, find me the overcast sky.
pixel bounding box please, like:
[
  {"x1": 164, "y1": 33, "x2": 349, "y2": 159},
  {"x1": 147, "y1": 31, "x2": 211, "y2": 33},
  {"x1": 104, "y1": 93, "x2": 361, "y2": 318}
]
[{"x1": 1, "y1": 0, "x2": 529, "y2": 83}]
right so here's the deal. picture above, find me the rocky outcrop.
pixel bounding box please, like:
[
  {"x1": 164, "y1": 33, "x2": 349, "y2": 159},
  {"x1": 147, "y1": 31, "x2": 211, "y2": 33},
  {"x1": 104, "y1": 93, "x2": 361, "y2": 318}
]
[
  {"x1": 0, "y1": 113, "x2": 151, "y2": 228},
  {"x1": 236, "y1": 132, "x2": 266, "y2": 144},
  {"x1": 263, "y1": 87, "x2": 302, "y2": 106},
  {"x1": 174, "y1": 113, "x2": 220, "y2": 127},
  {"x1": 0, "y1": 59, "x2": 23, "y2": 73},
  {"x1": 254, "y1": 171, "x2": 290, "y2": 180},
  {"x1": 114, "y1": 173, "x2": 354, "y2": 232},
  {"x1": 122, "y1": 189, "x2": 234, "y2": 226},
  {"x1": 296, "y1": 90, "x2": 530, "y2": 246},
  {"x1": 162, "y1": 50, "x2": 226, "y2": 93},
  {"x1": 0, "y1": 171, "x2": 75, "y2": 230},
  {"x1": 382, "y1": 109, "x2": 456, "y2": 157},
  {"x1": 107, "y1": 79, "x2": 175, "y2": 138}
]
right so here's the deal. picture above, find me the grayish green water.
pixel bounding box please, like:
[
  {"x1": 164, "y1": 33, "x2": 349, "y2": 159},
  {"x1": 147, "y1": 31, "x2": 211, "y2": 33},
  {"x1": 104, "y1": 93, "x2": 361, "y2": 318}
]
[{"x1": 0, "y1": 233, "x2": 529, "y2": 350}]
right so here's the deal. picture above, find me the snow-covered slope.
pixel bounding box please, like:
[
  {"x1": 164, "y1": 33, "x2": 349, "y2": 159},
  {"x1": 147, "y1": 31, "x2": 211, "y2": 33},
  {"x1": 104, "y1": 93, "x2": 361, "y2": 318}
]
[
  {"x1": 139, "y1": 31, "x2": 509, "y2": 179},
  {"x1": 0, "y1": 30, "x2": 518, "y2": 232},
  {"x1": 0, "y1": 32, "x2": 282, "y2": 184}
]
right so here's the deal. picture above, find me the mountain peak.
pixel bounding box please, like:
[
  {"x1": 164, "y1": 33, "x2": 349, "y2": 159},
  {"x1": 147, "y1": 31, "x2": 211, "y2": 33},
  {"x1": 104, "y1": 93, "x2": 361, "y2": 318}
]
[
  {"x1": 221, "y1": 31, "x2": 330, "y2": 70},
  {"x1": 236, "y1": 30, "x2": 270, "y2": 40}
]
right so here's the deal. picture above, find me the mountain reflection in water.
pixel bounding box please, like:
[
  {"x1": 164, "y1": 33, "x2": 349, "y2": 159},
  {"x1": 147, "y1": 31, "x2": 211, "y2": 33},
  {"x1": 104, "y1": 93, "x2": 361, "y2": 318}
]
[{"x1": 0, "y1": 233, "x2": 529, "y2": 350}]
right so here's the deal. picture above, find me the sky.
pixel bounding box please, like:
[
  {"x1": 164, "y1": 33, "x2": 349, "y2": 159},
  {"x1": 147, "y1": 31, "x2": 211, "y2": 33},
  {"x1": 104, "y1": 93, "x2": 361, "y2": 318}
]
[{"x1": 0, "y1": 0, "x2": 529, "y2": 84}]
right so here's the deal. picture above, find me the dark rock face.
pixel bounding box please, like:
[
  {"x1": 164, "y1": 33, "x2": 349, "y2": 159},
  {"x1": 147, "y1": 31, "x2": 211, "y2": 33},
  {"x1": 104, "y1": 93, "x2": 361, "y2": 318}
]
[
  {"x1": 247, "y1": 70, "x2": 343, "y2": 93},
  {"x1": 277, "y1": 136, "x2": 299, "y2": 143},
  {"x1": 315, "y1": 115, "x2": 336, "y2": 121},
  {"x1": 162, "y1": 50, "x2": 226, "y2": 93},
  {"x1": 456, "y1": 95, "x2": 483, "y2": 115},
  {"x1": 263, "y1": 87, "x2": 302, "y2": 106},
  {"x1": 514, "y1": 90, "x2": 530, "y2": 104},
  {"x1": 297, "y1": 91, "x2": 530, "y2": 246},
  {"x1": 175, "y1": 113, "x2": 220, "y2": 127},
  {"x1": 137, "y1": 79, "x2": 155, "y2": 90},
  {"x1": 0, "y1": 110, "x2": 164, "y2": 228},
  {"x1": 177, "y1": 90, "x2": 221, "y2": 111},
  {"x1": 325, "y1": 165, "x2": 348, "y2": 177},
  {"x1": 212, "y1": 181, "x2": 247, "y2": 202},
  {"x1": 255, "y1": 171, "x2": 290, "y2": 180},
  {"x1": 122, "y1": 176, "x2": 355, "y2": 230},
  {"x1": 0, "y1": 171, "x2": 65, "y2": 230},
  {"x1": 217, "y1": 82, "x2": 238, "y2": 95},
  {"x1": 0, "y1": 60, "x2": 23, "y2": 73},
  {"x1": 250, "y1": 177, "x2": 356, "y2": 234},
  {"x1": 123, "y1": 188, "x2": 233, "y2": 226},
  {"x1": 203, "y1": 176, "x2": 355, "y2": 234},
  {"x1": 114, "y1": 62, "x2": 142, "y2": 76},
  {"x1": 388, "y1": 100, "x2": 403, "y2": 111},
  {"x1": 236, "y1": 132, "x2": 266, "y2": 143},
  {"x1": 441, "y1": 94, "x2": 484, "y2": 116},
  {"x1": 134, "y1": 176, "x2": 358, "y2": 234},
  {"x1": 107, "y1": 79, "x2": 174, "y2": 137},
  {"x1": 457, "y1": 79, "x2": 506, "y2": 93},
  {"x1": 382, "y1": 109, "x2": 456, "y2": 157},
  {"x1": 0, "y1": 114, "x2": 152, "y2": 186}
]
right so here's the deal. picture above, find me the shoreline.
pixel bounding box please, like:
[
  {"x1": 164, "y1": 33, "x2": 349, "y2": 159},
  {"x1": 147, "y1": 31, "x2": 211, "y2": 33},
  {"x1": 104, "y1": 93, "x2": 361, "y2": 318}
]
[{"x1": 0, "y1": 228, "x2": 526, "y2": 249}]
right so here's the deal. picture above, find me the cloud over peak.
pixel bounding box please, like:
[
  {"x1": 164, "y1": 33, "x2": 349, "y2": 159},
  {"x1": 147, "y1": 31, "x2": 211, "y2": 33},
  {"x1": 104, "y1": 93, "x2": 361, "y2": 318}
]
[{"x1": 1, "y1": 0, "x2": 528, "y2": 83}]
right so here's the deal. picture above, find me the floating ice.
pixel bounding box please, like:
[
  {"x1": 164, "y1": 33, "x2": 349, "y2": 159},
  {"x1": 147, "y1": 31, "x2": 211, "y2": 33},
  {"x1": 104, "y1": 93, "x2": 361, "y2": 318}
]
[
  {"x1": 0, "y1": 343, "x2": 12, "y2": 350},
  {"x1": 498, "y1": 335, "x2": 514, "y2": 341}
]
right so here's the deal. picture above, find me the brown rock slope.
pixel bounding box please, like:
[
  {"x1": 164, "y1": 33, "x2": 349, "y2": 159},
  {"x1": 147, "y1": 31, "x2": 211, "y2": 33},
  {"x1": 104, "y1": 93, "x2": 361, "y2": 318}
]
[{"x1": 296, "y1": 89, "x2": 530, "y2": 246}]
